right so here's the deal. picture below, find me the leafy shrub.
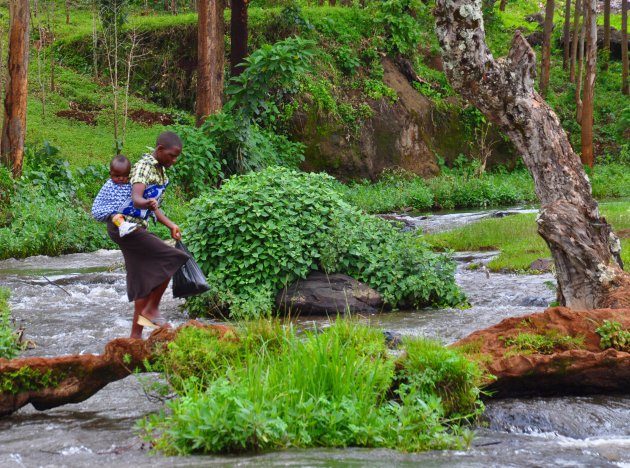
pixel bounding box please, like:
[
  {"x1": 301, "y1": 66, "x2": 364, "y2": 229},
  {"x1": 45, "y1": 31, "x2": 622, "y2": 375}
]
[
  {"x1": 0, "y1": 288, "x2": 22, "y2": 360},
  {"x1": 369, "y1": 0, "x2": 422, "y2": 56},
  {"x1": 0, "y1": 187, "x2": 111, "y2": 259},
  {"x1": 596, "y1": 320, "x2": 630, "y2": 352},
  {"x1": 140, "y1": 320, "x2": 484, "y2": 454},
  {"x1": 226, "y1": 36, "x2": 317, "y2": 127},
  {"x1": 168, "y1": 124, "x2": 224, "y2": 197},
  {"x1": 184, "y1": 167, "x2": 463, "y2": 318}
]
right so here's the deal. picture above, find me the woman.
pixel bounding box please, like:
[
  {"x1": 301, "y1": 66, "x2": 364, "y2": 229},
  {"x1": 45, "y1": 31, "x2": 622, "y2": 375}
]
[{"x1": 107, "y1": 131, "x2": 189, "y2": 338}]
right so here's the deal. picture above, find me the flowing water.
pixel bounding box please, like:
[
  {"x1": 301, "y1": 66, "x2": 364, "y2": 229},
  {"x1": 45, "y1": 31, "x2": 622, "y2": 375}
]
[{"x1": 1, "y1": 210, "x2": 630, "y2": 467}]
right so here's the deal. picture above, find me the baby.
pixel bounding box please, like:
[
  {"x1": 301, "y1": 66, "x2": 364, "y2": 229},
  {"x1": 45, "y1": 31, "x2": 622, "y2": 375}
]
[{"x1": 91, "y1": 155, "x2": 138, "y2": 237}]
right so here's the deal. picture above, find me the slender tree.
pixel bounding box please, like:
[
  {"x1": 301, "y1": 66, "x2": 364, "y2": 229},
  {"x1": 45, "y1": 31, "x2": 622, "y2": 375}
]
[
  {"x1": 1, "y1": 0, "x2": 30, "y2": 178},
  {"x1": 230, "y1": 0, "x2": 248, "y2": 77},
  {"x1": 196, "y1": 0, "x2": 225, "y2": 126},
  {"x1": 581, "y1": 0, "x2": 597, "y2": 167},
  {"x1": 603, "y1": 0, "x2": 610, "y2": 71},
  {"x1": 499, "y1": 0, "x2": 508, "y2": 12},
  {"x1": 623, "y1": 0, "x2": 628, "y2": 94},
  {"x1": 576, "y1": 16, "x2": 585, "y2": 122},
  {"x1": 435, "y1": 0, "x2": 630, "y2": 310},
  {"x1": 540, "y1": 0, "x2": 555, "y2": 95},
  {"x1": 570, "y1": 0, "x2": 582, "y2": 82},
  {"x1": 563, "y1": 0, "x2": 572, "y2": 68}
]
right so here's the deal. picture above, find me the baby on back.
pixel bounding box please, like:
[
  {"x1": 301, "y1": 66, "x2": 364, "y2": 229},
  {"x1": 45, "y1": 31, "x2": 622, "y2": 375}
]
[{"x1": 91, "y1": 155, "x2": 138, "y2": 236}]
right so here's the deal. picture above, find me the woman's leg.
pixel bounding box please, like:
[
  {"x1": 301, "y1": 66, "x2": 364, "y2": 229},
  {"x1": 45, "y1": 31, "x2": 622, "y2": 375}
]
[
  {"x1": 140, "y1": 278, "x2": 172, "y2": 327},
  {"x1": 131, "y1": 296, "x2": 149, "y2": 338}
]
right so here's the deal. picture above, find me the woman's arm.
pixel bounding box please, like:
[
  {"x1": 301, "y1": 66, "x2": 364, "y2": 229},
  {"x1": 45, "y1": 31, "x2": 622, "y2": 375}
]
[
  {"x1": 155, "y1": 208, "x2": 181, "y2": 240},
  {"x1": 131, "y1": 183, "x2": 159, "y2": 211}
]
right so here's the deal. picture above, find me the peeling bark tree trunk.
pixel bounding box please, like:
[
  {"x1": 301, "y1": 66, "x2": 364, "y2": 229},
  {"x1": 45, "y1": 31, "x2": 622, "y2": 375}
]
[
  {"x1": 563, "y1": 0, "x2": 572, "y2": 69},
  {"x1": 0, "y1": 322, "x2": 231, "y2": 417},
  {"x1": 540, "y1": 0, "x2": 555, "y2": 95},
  {"x1": 230, "y1": 0, "x2": 248, "y2": 77},
  {"x1": 623, "y1": 0, "x2": 629, "y2": 95},
  {"x1": 196, "y1": 0, "x2": 225, "y2": 126},
  {"x1": 434, "y1": 0, "x2": 630, "y2": 309},
  {"x1": 570, "y1": 0, "x2": 582, "y2": 82},
  {"x1": 1, "y1": 0, "x2": 30, "y2": 178},
  {"x1": 581, "y1": 0, "x2": 597, "y2": 168}
]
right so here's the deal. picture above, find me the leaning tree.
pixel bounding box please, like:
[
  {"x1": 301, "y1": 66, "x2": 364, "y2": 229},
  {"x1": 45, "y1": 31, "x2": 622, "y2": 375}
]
[{"x1": 434, "y1": 0, "x2": 630, "y2": 310}]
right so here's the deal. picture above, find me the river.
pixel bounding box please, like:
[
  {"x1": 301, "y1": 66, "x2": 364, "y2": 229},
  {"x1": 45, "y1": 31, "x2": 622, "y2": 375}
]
[{"x1": 1, "y1": 210, "x2": 629, "y2": 467}]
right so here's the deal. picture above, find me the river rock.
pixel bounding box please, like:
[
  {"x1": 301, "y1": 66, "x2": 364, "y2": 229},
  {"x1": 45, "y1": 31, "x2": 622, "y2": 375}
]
[
  {"x1": 453, "y1": 307, "x2": 630, "y2": 397},
  {"x1": 276, "y1": 272, "x2": 384, "y2": 315},
  {"x1": 529, "y1": 258, "x2": 554, "y2": 272}
]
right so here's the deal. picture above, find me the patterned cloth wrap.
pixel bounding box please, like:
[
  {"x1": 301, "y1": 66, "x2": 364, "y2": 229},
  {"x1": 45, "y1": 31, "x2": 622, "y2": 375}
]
[
  {"x1": 91, "y1": 180, "x2": 132, "y2": 222},
  {"x1": 91, "y1": 153, "x2": 170, "y2": 226}
]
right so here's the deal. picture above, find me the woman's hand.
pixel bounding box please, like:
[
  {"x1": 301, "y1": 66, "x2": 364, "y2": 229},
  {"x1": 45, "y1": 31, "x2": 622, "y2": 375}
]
[
  {"x1": 170, "y1": 224, "x2": 182, "y2": 240},
  {"x1": 147, "y1": 198, "x2": 159, "y2": 211}
]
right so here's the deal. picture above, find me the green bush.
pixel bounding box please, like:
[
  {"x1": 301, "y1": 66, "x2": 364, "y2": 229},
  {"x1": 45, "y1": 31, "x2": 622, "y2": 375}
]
[
  {"x1": 0, "y1": 288, "x2": 21, "y2": 360},
  {"x1": 140, "y1": 320, "x2": 484, "y2": 454},
  {"x1": 184, "y1": 167, "x2": 463, "y2": 318}
]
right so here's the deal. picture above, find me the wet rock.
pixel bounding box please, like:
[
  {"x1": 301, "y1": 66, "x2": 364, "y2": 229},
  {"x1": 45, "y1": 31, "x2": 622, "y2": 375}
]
[
  {"x1": 529, "y1": 258, "x2": 554, "y2": 272},
  {"x1": 276, "y1": 272, "x2": 384, "y2": 315},
  {"x1": 453, "y1": 307, "x2": 630, "y2": 397}
]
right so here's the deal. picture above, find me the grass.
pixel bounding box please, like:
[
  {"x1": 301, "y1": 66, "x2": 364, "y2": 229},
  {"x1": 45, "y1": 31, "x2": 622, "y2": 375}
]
[
  {"x1": 140, "y1": 319, "x2": 485, "y2": 455},
  {"x1": 426, "y1": 200, "x2": 630, "y2": 272},
  {"x1": 502, "y1": 330, "x2": 585, "y2": 356},
  {"x1": 0, "y1": 288, "x2": 22, "y2": 360}
]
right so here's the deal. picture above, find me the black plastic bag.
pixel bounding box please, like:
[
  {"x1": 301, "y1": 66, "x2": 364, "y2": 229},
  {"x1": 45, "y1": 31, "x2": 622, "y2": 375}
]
[{"x1": 172, "y1": 240, "x2": 211, "y2": 298}]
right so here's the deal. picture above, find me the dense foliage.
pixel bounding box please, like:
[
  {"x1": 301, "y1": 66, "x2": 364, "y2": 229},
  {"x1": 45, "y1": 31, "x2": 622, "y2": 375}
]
[
  {"x1": 140, "y1": 320, "x2": 484, "y2": 454},
  {"x1": 184, "y1": 167, "x2": 464, "y2": 318},
  {"x1": 0, "y1": 144, "x2": 111, "y2": 260}
]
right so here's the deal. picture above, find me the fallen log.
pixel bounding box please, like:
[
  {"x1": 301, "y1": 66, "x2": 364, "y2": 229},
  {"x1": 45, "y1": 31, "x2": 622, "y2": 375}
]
[
  {"x1": 453, "y1": 307, "x2": 630, "y2": 397},
  {"x1": 0, "y1": 321, "x2": 230, "y2": 417}
]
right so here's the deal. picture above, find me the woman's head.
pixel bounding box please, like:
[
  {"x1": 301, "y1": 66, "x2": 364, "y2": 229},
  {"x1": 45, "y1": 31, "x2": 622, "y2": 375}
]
[{"x1": 155, "y1": 132, "x2": 182, "y2": 168}]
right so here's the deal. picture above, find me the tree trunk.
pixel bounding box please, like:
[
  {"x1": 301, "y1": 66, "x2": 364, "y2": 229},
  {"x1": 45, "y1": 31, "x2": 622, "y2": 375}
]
[
  {"x1": 563, "y1": 0, "x2": 572, "y2": 69},
  {"x1": 1, "y1": 0, "x2": 30, "y2": 178},
  {"x1": 603, "y1": 0, "x2": 610, "y2": 71},
  {"x1": 434, "y1": 0, "x2": 630, "y2": 310},
  {"x1": 540, "y1": 0, "x2": 555, "y2": 96},
  {"x1": 581, "y1": 0, "x2": 596, "y2": 168},
  {"x1": 623, "y1": 0, "x2": 629, "y2": 95},
  {"x1": 65, "y1": 0, "x2": 70, "y2": 24},
  {"x1": 0, "y1": 322, "x2": 232, "y2": 417},
  {"x1": 196, "y1": 0, "x2": 225, "y2": 126},
  {"x1": 576, "y1": 18, "x2": 585, "y2": 123},
  {"x1": 570, "y1": 0, "x2": 582, "y2": 82},
  {"x1": 230, "y1": 0, "x2": 248, "y2": 77},
  {"x1": 499, "y1": 0, "x2": 508, "y2": 12}
]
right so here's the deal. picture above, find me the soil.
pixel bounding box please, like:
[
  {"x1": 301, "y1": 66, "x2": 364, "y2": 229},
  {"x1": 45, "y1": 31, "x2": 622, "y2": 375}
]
[
  {"x1": 128, "y1": 109, "x2": 174, "y2": 126},
  {"x1": 55, "y1": 109, "x2": 97, "y2": 126}
]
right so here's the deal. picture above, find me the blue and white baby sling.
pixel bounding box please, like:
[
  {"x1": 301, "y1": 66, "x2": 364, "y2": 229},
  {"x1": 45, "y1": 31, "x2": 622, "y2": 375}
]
[{"x1": 118, "y1": 182, "x2": 169, "y2": 222}]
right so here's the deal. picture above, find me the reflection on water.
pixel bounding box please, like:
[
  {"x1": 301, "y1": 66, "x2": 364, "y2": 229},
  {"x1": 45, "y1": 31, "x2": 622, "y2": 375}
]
[{"x1": 1, "y1": 245, "x2": 630, "y2": 466}]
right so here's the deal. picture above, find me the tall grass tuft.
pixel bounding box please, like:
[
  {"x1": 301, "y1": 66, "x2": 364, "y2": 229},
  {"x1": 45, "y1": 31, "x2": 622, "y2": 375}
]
[{"x1": 141, "y1": 319, "x2": 485, "y2": 455}]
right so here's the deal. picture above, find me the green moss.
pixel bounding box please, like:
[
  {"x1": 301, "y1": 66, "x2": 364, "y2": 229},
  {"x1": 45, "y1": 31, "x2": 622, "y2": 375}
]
[
  {"x1": 0, "y1": 367, "x2": 64, "y2": 395},
  {"x1": 501, "y1": 331, "x2": 585, "y2": 356}
]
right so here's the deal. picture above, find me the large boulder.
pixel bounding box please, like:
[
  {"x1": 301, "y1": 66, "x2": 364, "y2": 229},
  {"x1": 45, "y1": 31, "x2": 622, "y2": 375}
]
[
  {"x1": 454, "y1": 307, "x2": 630, "y2": 397},
  {"x1": 276, "y1": 271, "x2": 384, "y2": 315},
  {"x1": 294, "y1": 58, "x2": 516, "y2": 180}
]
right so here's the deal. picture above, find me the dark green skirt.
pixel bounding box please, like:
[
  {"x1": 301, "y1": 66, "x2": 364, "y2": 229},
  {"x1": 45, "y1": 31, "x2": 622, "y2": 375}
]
[{"x1": 107, "y1": 220, "x2": 189, "y2": 301}]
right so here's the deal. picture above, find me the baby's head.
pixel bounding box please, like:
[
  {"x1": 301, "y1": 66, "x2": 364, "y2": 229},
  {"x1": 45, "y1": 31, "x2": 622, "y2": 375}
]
[{"x1": 110, "y1": 155, "x2": 131, "y2": 184}]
